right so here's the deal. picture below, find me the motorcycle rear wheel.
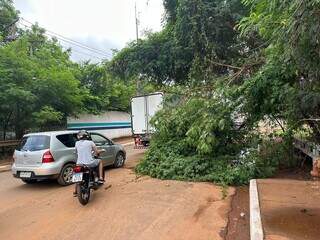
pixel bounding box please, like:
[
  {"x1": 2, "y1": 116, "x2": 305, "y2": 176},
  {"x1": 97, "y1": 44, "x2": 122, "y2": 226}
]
[{"x1": 76, "y1": 183, "x2": 90, "y2": 205}]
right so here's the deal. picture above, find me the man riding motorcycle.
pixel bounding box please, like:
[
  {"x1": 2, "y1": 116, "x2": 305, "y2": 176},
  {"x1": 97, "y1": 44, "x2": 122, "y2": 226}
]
[{"x1": 73, "y1": 130, "x2": 105, "y2": 196}]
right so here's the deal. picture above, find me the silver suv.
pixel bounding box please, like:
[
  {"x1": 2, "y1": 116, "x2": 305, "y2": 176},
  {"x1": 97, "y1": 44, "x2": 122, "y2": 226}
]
[{"x1": 12, "y1": 130, "x2": 126, "y2": 185}]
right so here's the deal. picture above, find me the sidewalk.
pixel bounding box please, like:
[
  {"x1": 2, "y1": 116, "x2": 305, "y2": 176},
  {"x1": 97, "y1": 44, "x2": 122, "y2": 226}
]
[{"x1": 257, "y1": 179, "x2": 320, "y2": 240}]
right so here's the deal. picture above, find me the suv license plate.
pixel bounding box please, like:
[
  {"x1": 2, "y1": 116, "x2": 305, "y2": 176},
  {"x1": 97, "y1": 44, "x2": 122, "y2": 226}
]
[
  {"x1": 20, "y1": 172, "x2": 31, "y2": 178},
  {"x1": 72, "y1": 173, "x2": 83, "y2": 182}
]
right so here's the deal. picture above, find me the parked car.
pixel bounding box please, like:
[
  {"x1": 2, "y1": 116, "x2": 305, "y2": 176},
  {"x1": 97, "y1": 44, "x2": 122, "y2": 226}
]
[{"x1": 12, "y1": 130, "x2": 126, "y2": 185}]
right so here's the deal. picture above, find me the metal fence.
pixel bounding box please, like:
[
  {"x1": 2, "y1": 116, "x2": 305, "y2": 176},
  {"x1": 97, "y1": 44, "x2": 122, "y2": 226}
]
[
  {"x1": 0, "y1": 140, "x2": 19, "y2": 159},
  {"x1": 0, "y1": 124, "x2": 66, "y2": 158},
  {"x1": 0, "y1": 140, "x2": 20, "y2": 148}
]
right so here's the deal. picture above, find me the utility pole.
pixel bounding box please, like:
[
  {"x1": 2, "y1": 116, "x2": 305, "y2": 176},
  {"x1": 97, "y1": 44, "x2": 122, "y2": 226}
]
[
  {"x1": 135, "y1": 2, "x2": 142, "y2": 95},
  {"x1": 135, "y1": 2, "x2": 139, "y2": 42}
]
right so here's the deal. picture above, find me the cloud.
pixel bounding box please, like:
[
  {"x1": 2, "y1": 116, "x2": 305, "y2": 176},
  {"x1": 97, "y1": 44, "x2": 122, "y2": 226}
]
[
  {"x1": 14, "y1": 0, "x2": 34, "y2": 14},
  {"x1": 13, "y1": 0, "x2": 164, "y2": 62}
]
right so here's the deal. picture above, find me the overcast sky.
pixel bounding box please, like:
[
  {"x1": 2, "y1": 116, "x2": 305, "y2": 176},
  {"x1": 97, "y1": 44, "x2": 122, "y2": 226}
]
[{"x1": 13, "y1": 0, "x2": 164, "y2": 62}]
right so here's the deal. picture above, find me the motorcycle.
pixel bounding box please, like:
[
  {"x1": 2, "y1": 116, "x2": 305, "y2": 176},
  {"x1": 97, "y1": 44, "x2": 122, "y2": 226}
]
[{"x1": 72, "y1": 157, "x2": 105, "y2": 205}]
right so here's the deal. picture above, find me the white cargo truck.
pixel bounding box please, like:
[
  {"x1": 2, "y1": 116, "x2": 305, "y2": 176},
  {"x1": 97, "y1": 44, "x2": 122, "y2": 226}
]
[{"x1": 131, "y1": 92, "x2": 163, "y2": 147}]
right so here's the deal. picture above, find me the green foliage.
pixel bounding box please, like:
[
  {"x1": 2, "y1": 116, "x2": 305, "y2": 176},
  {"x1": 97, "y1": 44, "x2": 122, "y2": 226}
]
[
  {"x1": 240, "y1": 0, "x2": 320, "y2": 140},
  {"x1": 110, "y1": 29, "x2": 176, "y2": 84},
  {"x1": 32, "y1": 106, "x2": 63, "y2": 126},
  {"x1": 136, "y1": 91, "x2": 276, "y2": 185},
  {"x1": 241, "y1": 58, "x2": 297, "y2": 124},
  {"x1": 77, "y1": 62, "x2": 136, "y2": 112},
  {"x1": 151, "y1": 96, "x2": 244, "y2": 156},
  {"x1": 137, "y1": 108, "x2": 293, "y2": 186},
  {"x1": 0, "y1": 30, "x2": 84, "y2": 137}
]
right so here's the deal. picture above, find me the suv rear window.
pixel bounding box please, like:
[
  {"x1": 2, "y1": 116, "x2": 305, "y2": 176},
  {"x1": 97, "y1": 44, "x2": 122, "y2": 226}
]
[
  {"x1": 17, "y1": 135, "x2": 50, "y2": 151},
  {"x1": 56, "y1": 134, "x2": 77, "y2": 148}
]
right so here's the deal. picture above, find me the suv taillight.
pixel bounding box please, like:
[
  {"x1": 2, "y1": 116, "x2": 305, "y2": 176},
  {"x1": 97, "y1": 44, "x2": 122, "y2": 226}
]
[{"x1": 42, "y1": 150, "x2": 54, "y2": 163}]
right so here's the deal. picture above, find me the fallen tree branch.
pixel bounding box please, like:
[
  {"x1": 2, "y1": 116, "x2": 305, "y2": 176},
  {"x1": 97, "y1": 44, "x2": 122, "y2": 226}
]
[{"x1": 210, "y1": 60, "x2": 242, "y2": 70}]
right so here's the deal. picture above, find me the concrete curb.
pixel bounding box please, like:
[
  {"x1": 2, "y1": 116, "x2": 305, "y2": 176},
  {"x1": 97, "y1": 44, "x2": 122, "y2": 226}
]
[{"x1": 250, "y1": 179, "x2": 264, "y2": 240}]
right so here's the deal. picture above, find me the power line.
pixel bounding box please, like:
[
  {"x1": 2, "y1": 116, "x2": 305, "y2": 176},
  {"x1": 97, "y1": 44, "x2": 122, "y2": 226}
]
[
  {"x1": 17, "y1": 22, "x2": 104, "y2": 60},
  {"x1": 18, "y1": 22, "x2": 105, "y2": 60},
  {"x1": 19, "y1": 18, "x2": 113, "y2": 58},
  {"x1": 19, "y1": 20, "x2": 112, "y2": 59},
  {"x1": 20, "y1": 23, "x2": 108, "y2": 59},
  {"x1": 62, "y1": 46, "x2": 103, "y2": 60},
  {"x1": 20, "y1": 17, "x2": 112, "y2": 57}
]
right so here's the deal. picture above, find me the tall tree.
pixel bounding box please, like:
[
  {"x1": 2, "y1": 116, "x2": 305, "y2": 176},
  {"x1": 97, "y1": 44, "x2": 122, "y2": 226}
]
[
  {"x1": 110, "y1": 0, "x2": 248, "y2": 85},
  {"x1": 0, "y1": 26, "x2": 84, "y2": 138}
]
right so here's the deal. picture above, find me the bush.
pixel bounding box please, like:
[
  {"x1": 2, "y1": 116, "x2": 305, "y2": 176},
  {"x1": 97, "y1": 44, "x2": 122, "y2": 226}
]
[
  {"x1": 136, "y1": 95, "x2": 296, "y2": 185},
  {"x1": 136, "y1": 139, "x2": 294, "y2": 185}
]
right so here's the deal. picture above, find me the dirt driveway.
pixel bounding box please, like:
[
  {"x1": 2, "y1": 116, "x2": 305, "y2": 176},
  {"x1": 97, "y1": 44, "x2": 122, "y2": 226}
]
[{"x1": 0, "y1": 145, "x2": 234, "y2": 240}]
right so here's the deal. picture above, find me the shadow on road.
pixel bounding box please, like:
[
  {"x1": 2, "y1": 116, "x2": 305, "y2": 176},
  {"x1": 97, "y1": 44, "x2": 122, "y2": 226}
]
[{"x1": 14, "y1": 179, "x2": 65, "y2": 191}]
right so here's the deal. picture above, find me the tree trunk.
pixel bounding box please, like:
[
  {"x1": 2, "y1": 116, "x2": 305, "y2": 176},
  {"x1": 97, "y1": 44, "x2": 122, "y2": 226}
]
[
  {"x1": 308, "y1": 121, "x2": 320, "y2": 143},
  {"x1": 3, "y1": 125, "x2": 6, "y2": 141},
  {"x1": 3, "y1": 111, "x2": 13, "y2": 140},
  {"x1": 14, "y1": 104, "x2": 24, "y2": 139}
]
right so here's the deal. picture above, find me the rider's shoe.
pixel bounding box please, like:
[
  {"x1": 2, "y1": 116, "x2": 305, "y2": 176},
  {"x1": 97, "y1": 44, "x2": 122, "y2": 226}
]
[{"x1": 98, "y1": 179, "x2": 105, "y2": 184}]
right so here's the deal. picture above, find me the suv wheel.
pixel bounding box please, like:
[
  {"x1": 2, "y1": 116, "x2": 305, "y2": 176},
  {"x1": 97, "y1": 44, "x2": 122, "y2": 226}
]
[{"x1": 57, "y1": 163, "x2": 75, "y2": 186}]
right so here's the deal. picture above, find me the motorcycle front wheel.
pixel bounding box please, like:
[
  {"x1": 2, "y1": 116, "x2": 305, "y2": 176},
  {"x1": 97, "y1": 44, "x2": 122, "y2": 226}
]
[{"x1": 76, "y1": 183, "x2": 90, "y2": 205}]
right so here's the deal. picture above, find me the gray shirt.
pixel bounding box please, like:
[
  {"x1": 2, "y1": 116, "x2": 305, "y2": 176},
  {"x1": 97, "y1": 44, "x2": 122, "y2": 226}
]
[{"x1": 75, "y1": 140, "x2": 96, "y2": 165}]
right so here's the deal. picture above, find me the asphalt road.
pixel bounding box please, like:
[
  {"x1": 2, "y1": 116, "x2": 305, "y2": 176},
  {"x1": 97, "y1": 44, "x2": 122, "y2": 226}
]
[{"x1": 0, "y1": 144, "x2": 233, "y2": 240}]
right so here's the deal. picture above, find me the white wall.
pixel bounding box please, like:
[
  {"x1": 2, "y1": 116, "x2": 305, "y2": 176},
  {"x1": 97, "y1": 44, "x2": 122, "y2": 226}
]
[{"x1": 67, "y1": 111, "x2": 132, "y2": 139}]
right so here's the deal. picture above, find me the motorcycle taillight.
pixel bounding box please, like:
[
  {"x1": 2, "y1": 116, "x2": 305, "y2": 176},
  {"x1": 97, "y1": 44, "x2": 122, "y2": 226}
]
[{"x1": 73, "y1": 166, "x2": 83, "y2": 173}]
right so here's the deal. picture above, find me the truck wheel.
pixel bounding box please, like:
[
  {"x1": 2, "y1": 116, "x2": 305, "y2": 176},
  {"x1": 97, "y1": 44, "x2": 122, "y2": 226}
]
[{"x1": 57, "y1": 163, "x2": 75, "y2": 186}]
